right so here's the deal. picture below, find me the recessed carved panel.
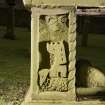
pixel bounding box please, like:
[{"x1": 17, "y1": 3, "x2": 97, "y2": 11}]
[
  {"x1": 39, "y1": 41, "x2": 68, "y2": 92},
  {"x1": 38, "y1": 14, "x2": 69, "y2": 92}
]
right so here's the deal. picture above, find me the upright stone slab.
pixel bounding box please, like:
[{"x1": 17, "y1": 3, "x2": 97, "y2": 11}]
[
  {"x1": 30, "y1": 6, "x2": 76, "y2": 100},
  {"x1": 22, "y1": 0, "x2": 105, "y2": 105}
]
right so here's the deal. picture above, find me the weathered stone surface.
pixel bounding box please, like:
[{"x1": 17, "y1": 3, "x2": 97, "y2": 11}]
[
  {"x1": 22, "y1": 101, "x2": 105, "y2": 105},
  {"x1": 23, "y1": 0, "x2": 31, "y2": 7},
  {"x1": 76, "y1": 59, "x2": 105, "y2": 88},
  {"x1": 37, "y1": 7, "x2": 76, "y2": 98},
  {"x1": 39, "y1": 41, "x2": 68, "y2": 92},
  {"x1": 23, "y1": 0, "x2": 105, "y2": 7},
  {"x1": 23, "y1": 6, "x2": 76, "y2": 104}
]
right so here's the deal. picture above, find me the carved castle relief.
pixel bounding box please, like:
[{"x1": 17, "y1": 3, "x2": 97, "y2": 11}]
[
  {"x1": 38, "y1": 14, "x2": 69, "y2": 92},
  {"x1": 39, "y1": 41, "x2": 68, "y2": 92}
]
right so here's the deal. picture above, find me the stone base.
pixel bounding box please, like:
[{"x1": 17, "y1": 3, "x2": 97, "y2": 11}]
[
  {"x1": 22, "y1": 101, "x2": 105, "y2": 105},
  {"x1": 22, "y1": 90, "x2": 105, "y2": 105}
]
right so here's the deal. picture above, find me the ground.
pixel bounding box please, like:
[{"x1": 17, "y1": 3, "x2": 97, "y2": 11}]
[
  {"x1": 0, "y1": 26, "x2": 105, "y2": 105},
  {"x1": 0, "y1": 26, "x2": 30, "y2": 105}
]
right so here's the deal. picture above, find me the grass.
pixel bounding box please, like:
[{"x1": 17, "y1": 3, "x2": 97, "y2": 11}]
[
  {"x1": 0, "y1": 26, "x2": 105, "y2": 104},
  {"x1": 0, "y1": 27, "x2": 30, "y2": 105},
  {"x1": 77, "y1": 33, "x2": 105, "y2": 70}
]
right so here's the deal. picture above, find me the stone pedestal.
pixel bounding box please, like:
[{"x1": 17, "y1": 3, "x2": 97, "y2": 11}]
[{"x1": 22, "y1": 5, "x2": 77, "y2": 105}]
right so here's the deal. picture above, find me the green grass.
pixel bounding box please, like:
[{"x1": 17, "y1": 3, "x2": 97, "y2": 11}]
[
  {"x1": 0, "y1": 27, "x2": 30, "y2": 80},
  {"x1": 0, "y1": 27, "x2": 30, "y2": 105}
]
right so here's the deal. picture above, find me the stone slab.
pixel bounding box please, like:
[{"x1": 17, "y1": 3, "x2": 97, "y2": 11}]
[
  {"x1": 22, "y1": 89, "x2": 105, "y2": 105},
  {"x1": 22, "y1": 101, "x2": 105, "y2": 105},
  {"x1": 23, "y1": 0, "x2": 105, "y2": 7}
]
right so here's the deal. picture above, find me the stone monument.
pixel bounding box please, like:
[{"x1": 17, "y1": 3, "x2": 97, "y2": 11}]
[{"x1": 22, "y1": 0, "x2": 105, "y2": 105}]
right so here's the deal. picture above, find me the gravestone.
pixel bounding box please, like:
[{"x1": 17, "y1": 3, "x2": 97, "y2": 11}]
[{"x1": 22, "y1": 0, "x2": 105, "y2": 105}]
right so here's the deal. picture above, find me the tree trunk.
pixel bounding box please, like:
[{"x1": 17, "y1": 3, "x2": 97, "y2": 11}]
[{"x1": 4, "y1": 5, "x2": 15, "y2": 40}]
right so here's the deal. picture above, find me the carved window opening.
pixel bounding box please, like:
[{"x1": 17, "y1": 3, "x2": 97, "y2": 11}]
[{"x1": 58, "y1": 72, "x2": 61, "y2": 77}]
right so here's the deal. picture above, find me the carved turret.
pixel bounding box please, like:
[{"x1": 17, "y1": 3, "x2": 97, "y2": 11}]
[{"x1": 47, "y1": 41, "x2": 67, "y2": 78}]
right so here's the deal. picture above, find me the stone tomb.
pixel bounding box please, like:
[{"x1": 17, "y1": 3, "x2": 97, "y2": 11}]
[{"x1": 22, "y1": 0, "x2": 105, "y2": 105}]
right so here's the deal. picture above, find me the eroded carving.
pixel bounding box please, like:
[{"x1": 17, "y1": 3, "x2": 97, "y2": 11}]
[
  {"x1": 76, "y1": 59, "x2": 105, "y2": 88},
  {"x1": 38, "y1": 10, "x2": 76, "y2": 94},
  {"x1": 39, "y1": 14, "x2": 68, "y2": 42},
  {"x1": 39, "y1": 41, "x2": 68, "y2": 92}
]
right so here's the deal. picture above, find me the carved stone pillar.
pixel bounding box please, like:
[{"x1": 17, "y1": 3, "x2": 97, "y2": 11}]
[
  {"x1": 22, "y1": 5, "x2": 76, "y2": 105},
  {"x1": 68, "y1": 7, "x2": 76, "y2": 99},
  {"x1": 21, "y1": 1, "x2": 78, "y2": 105}
]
